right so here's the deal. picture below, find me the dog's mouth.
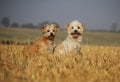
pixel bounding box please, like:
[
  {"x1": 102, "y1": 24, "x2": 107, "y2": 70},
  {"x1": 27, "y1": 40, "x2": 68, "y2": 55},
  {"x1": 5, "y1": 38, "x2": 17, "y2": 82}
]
[
  {"x1": 71, "y1": 32, "x2": 81, "y2": 39},
  {"x1": 48, "y1": 35, "x2": 55, "y2": 40}
]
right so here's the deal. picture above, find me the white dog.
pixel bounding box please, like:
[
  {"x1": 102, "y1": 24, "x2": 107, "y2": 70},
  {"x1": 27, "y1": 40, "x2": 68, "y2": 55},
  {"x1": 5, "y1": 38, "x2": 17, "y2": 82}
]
[{"x1": 55, "y1": 20, "x2": 85, "y2": 55}]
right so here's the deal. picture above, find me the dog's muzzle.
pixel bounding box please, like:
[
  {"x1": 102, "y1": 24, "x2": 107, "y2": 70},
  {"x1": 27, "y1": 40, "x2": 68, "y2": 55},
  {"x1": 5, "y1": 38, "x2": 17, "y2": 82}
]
[
  {"x1": 48, "y1": 33, "x2": 55, "y2": 40},
  {"x1": 71, "y1": 30, "x2": 81, "y2": 39}
]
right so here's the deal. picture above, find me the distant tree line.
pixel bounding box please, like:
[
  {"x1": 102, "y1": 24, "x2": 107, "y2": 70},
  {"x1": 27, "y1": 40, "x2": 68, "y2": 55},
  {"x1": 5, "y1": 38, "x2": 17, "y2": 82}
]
[
  {"x1": 0, "y1": 17, "x2": 38, "y2": 29},
  {"x1": 1, "y1": 17, "x2": 10, "y2": 27},
  {"x1": 111, "y1": 23, "x2": 118, "y2": 32},
  {"x1": 0, "y1": 17, "x2": 59, "y2": 29},
  {"x1": 0, "y1": 17, "x2": 119, "y2": 32}
]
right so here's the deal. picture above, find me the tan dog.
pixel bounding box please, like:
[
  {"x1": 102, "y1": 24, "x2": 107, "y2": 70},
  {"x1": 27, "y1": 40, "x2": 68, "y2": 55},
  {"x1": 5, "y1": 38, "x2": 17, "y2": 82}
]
[
  {"x1": 27, "y1": 24, "x2": 59, "y2": 54},
  {"x1": 55, "y1": 20, "x2": 85, "y2": 55}
]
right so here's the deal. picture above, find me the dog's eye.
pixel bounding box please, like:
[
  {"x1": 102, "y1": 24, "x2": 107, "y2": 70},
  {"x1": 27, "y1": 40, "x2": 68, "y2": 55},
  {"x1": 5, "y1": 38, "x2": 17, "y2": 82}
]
[
  {"x1": 78, "y1": 26, "x2": 80, "y2": 29},
  {"x1": 53, "y1": 30, "x2": 55, "y2": 32},
  {"x1": 47, "y1": 30, "x2": 50, "y2": 32},
  {"x1": 71, "y1": 27, "x2": 74, "y2": 29}
]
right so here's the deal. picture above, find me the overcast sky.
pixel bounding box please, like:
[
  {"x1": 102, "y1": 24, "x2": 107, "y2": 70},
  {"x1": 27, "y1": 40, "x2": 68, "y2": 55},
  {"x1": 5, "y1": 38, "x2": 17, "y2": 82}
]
[{"x1": 0, "y1": 0, "x2": 120, "y2": 30}]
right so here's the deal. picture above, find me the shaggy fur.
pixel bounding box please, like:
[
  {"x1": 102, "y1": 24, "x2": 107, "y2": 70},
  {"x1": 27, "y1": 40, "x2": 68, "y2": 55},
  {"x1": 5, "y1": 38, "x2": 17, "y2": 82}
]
[
  {"x1": 55, "y1": 20, "x2": 85, "y2": 55},
  {"x1": 27, "y1": 24, "x2": 59, "y2": 54}
]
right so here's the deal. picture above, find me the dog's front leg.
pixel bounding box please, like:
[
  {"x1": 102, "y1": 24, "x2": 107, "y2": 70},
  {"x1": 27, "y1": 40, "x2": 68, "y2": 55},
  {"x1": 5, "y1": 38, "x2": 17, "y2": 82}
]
[
  {"x1": 52, "y1": 43, "x2": 56, "y2": 54},
  {"x1": 76, "y1": 45, "x2": 81, "y2": 55}
]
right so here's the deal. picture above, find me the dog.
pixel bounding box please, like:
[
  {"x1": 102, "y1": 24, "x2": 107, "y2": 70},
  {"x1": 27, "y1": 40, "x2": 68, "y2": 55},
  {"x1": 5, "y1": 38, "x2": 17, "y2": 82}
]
[
  {"x1": 27, "y1": 24, "x2": 59, "y2": 54},
  {"x1": 55, "y1": 20, "x2": 85, "y2": 55}
]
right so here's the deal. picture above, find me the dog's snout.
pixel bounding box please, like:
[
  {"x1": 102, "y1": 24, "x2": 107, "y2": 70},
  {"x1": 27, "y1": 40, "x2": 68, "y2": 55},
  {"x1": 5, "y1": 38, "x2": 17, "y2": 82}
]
[
  {"x1": 50, "y1": 33, "x2": 54, "y2": 36},
  {"x1": 74, "y1": 30, "x2": 77, "y2": 33}
]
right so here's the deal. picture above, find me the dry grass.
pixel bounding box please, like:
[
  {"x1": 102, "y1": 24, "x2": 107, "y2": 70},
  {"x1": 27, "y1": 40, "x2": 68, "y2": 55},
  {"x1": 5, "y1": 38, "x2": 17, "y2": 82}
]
[{"x1": 0, "y1": 44, "x2": 120, "y2": 82}]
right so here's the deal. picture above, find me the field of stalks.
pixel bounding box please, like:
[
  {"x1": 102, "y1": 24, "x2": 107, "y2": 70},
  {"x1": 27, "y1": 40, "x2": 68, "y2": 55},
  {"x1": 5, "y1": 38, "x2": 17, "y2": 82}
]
[{"x1": 0, "y1": 27, "x2": 120, "y2": 82}]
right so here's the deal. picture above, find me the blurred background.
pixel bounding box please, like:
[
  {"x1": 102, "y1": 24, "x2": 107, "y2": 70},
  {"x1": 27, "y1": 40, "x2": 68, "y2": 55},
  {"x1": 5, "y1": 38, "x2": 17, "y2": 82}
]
[
  {"x1": 0, "y1": 0, "x2": 120, "y2": 31},
  {"x1": 0, "y1": 0, "x2": 120, "y2": 45}
]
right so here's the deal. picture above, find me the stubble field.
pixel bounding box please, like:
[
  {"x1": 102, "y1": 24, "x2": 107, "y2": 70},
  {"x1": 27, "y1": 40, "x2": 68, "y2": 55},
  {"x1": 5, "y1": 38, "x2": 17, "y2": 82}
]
[{"x1": 0, "y1": 27, "x2": 120, "y2": 82}]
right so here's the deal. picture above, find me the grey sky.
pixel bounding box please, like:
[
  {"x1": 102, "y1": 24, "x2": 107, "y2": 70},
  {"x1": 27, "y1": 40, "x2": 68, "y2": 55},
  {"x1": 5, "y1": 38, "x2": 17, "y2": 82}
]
[{"x1": 0, "y1": 0, "x2": 120, "y2": 30}]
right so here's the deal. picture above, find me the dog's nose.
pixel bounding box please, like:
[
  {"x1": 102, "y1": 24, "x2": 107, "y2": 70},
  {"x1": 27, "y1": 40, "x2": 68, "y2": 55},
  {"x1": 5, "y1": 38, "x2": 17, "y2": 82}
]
[
  {"x1": 50, "y1": 33, "x2": 54, "y2": 36},
  {"x1": 74, "y1": 30, "x2": 77, "y2": 33}
]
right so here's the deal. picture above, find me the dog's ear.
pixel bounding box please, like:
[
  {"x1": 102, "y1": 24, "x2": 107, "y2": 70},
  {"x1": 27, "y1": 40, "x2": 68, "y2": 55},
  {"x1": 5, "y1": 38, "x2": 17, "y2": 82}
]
[
  {"x1": 82, "y1": 23, "x2": 85, "y2": 32},
  {"x1": 65, "y1": 24, "x2": 70, "y2": 31},
  {"x1": 52, "y1": 24, "x2": 60, "y2": 31},
  {"x1": 40, "y1": 24, "x2": 48, "y2": 33}
]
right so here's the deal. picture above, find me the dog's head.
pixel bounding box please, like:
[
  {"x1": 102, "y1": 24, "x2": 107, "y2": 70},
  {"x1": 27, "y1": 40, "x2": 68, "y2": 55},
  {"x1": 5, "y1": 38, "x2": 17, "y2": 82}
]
[
  {"x1": 40, "y1": 24, "x2": 59, "y2": 40},
  {"x1": 66, "y1": 20, "x2": 85, "y2": 39}
]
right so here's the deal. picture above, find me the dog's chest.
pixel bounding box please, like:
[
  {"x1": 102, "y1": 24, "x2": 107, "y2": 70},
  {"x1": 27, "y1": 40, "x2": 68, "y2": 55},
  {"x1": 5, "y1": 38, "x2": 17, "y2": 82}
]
[
  {"x1": 62, "y1": 37, "x2": 82, "y2": 53},
  {"x1": 34, "y1": 38, "x2": 54, "y2": 52}
]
